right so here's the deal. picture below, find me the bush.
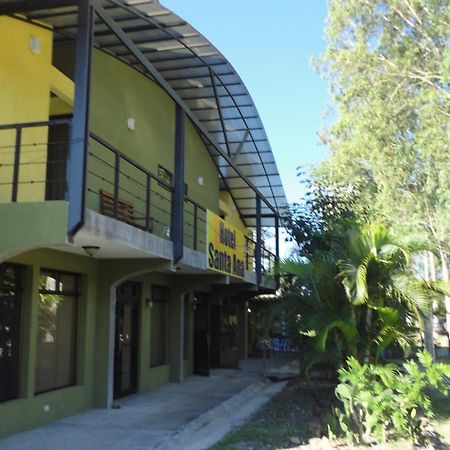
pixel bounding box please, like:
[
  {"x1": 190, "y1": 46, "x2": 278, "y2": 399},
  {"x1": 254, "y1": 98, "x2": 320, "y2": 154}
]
[{"x1": 330, "y1": 351, "x2": 450, "y2": 444}]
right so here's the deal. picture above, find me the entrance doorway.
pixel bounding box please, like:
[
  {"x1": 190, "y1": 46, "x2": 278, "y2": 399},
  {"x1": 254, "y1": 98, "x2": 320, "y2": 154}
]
[
  {"x1": 193, "y1": 292, "x2": 210, "y2": 376},
  {"x1": 113, "y1": 281, "x2": 140, "y2": 398},
  {"x1": 211, "y1": 297, "x2": 239, "y2": 369}
]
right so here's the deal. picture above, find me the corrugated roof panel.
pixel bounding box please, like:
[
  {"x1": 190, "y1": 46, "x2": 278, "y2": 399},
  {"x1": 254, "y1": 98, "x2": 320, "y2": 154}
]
[{"x1": 17, "y1": 0, "x2": 288, "y2": 225}]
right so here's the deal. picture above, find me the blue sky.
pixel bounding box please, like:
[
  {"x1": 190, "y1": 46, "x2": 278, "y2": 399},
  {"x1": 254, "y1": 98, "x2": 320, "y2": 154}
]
[{"x1": 162, "y1": 0, "x2": 330, "y2": 204}]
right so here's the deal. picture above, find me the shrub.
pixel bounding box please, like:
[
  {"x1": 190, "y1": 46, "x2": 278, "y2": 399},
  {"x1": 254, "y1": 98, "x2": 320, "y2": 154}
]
[{"x1": 330, "y1": 350, "x2": 450, "y2": 444}]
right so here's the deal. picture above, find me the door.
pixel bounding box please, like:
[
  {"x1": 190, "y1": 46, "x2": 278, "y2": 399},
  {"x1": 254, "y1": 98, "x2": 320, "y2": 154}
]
[
  {"x1": 216, "y1": 297, "x2": 239, "y2": 368},
  {"x1": 114, "y1": 282, "x2": 140, "y2": 398},
  {"x1": 193, "y1": 292, "x2": 210, "y2": 376}
]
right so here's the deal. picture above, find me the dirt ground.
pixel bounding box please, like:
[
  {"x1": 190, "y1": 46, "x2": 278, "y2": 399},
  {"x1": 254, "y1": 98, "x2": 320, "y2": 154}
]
[{"x1": 210, "y1": 379, "x2": 450, "y2": 450}]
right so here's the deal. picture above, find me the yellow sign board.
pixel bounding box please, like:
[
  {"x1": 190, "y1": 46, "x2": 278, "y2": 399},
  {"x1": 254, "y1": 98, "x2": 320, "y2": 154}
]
[{"x1": 207, "y1": 210, "x2": 246, "y2": 279}]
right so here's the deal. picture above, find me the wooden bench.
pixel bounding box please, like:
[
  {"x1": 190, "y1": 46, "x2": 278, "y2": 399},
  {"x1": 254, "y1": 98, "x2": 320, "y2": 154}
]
[{"x1": 99, "y1": 189, "x2": 153, "y2": 232}]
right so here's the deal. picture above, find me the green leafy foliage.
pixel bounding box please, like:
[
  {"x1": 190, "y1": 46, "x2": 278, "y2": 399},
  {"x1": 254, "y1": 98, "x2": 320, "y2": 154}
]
[
  {"x1": 330, "y1": 351, "x2": 450, "y2": 444},
  {"x1": 313, "y1": 0, "x2": 450, "y2": 337},
  {"x1": 278, "y1": 222, "x2": 441, "y2": 371}
]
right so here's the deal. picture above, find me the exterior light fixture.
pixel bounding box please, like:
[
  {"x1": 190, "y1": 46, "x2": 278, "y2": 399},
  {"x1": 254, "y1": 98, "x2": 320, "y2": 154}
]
[
  {"x1": 127, "y1": 117, "x2": 135, "y2": 131},
  {"x1": 82, "y1": 246, "x2": 100, "y2": 257},
  {"x1": 29, "y1": 36, "x2": 41, "y2": 54},
  {"x1": 145, "y1": 298, "x2": 153, "y2": 308},
  {"x1": 247, "y1": 307, "x2": 251, "y2": 313},
  {"x1": 197, "y1": 176, "x2": 204, "y2": 186}
]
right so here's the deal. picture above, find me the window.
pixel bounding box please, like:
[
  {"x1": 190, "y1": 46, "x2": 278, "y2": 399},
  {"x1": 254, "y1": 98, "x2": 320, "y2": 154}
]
[
  {"x1": 158, "y1": 165, "x2": 173, "y2": 190},
  {"x1": 150, "y1": 285, "x2": 168, "y2": 368},
  {"x1": 35, "y1": 270, "x2": 80, "y2": 394},
  {"x1": 157, "y1": 165, "x2": 188, "y2": 196},
  {"x1": 0, "y1": 264, "x2": 23, "y2": 403}
]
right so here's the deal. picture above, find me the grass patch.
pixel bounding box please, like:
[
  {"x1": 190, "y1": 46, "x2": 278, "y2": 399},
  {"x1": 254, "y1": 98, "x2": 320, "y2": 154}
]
[{"x1": 430, "y1": 390, "x2": 450, "y2": 447}]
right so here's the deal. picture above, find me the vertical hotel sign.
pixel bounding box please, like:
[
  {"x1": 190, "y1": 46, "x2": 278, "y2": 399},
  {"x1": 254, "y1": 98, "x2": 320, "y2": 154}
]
[{"x1": 207, "y1": 210, "x2": 245, "y2": 279}]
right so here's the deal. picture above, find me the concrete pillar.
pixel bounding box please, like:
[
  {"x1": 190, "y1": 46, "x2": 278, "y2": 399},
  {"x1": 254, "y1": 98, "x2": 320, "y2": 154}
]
[
  {"x1": 169, "y1": 286, "x2": 186, "y2": 383},
  {"x1": 238, "y1": 299, "x2": 249, "y2": 360},
  {"x1": 21, "y1": 265, "x2": 39, "y2": 399}
]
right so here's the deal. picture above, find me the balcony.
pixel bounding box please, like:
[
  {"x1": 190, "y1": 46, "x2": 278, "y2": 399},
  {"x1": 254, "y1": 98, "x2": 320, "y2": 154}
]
[{"x1": 0, "y1": 119, "x2": 278, "y2": 281}]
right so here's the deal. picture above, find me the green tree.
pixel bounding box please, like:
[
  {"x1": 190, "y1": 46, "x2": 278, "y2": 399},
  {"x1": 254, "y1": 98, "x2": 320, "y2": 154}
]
[
  {"x1": 315, "y1": 0, "x2": 450, "y2": 344},
  {"x1": 279, "y1": 223, "x2": 447, "y2": 368}
]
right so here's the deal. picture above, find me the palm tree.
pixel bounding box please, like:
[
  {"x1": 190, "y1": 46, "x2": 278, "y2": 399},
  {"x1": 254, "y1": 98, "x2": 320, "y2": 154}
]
[
  {"x1": 335, "y1": 224, "x2": 434, "y2": 362},
  {"x1": 279, "y1": 223, "x2": 446, "y2": 367}
]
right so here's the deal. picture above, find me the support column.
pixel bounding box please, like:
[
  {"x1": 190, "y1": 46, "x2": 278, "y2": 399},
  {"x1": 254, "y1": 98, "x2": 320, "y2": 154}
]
[
  {"x1": 21, "y1": 265, "x2": 40, "y2": 399},
  {"x1": 238, "y1": 299, "x2": 249, "y2": 360},
  {"x1": 255, "y1": 196, "x2": 262, "y2": 286},
  {"x1": 67, "y1": 0, "x2": 93, "y2": 235},
  {"x1": 275, "y1": 215, "x2": 280, "y2": 289},
  {"x1": 171, "y1": 105, "x2": 185, "y2": 263},
  {"x1": 275, "y1": 215, "x2": 280, "y2": 261},
  {"x1": 169, "y1": 286, "x2": 186, "y2": 383}
]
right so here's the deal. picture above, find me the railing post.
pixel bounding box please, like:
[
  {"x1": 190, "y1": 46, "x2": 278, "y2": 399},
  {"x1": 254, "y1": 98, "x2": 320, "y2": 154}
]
[
  {"x1": 275, "y1": 215, "x2": 280, "y2": 261},
  {"x1": 275, "y1": 215, "x2": 280, "y2": 289},
  {"x1": 255, "y1": 196, "x2": 262, "y2": 286},
  {"x1": 145, "y1": 173, "x2": 151, "y2": 232},
  {"x1": 193, "y1": 203, "x2": 198, "y2": 251},
  {"x1": 113, "y1": 152, "x2": 120, "y2": 219},
  {"x1": 245, "y1": 237, "x2": 249, "y2": 271},
  {"x1": 11, "y1": 127, "x2": 22, "y2": 202}
]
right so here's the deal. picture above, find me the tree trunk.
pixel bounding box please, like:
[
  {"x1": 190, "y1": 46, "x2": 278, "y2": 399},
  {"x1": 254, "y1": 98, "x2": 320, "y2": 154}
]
[
  {"x1": 423, "y1": 252, "x2": 435, "y2": 360},
  {"x1": 438, "y1": 243, "x2": 450, "y2": 355},
  {"x1": 364, "y1": 305, "x2": 373, "y2": 363}
]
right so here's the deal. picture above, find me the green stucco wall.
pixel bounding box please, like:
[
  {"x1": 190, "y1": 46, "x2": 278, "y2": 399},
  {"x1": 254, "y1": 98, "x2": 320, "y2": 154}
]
[
  {"x1": 0, "y1": 249, "x2": 98, "y2": 438},
  {"x1": 0, "y1": 202, "x2": 68, "y2": 261},
  {"x1": 53, "y1": 45, "x2": 219, "y2": 246},
  {"x1": 0, "y1": 249, "x2": 195, "y2": 439}
]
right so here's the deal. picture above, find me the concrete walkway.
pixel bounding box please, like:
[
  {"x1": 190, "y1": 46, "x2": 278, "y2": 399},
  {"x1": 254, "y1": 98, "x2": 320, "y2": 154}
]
[{"x1": 0, "y1": 356, "x2": 296, "y2": 450}]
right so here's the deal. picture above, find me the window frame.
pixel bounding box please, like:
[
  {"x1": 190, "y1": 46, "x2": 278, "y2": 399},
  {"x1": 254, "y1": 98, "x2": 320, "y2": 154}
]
[
  {"x1": 35, "y1": 269, "x2": 81, "y2": 395},
  {"x1": 0, "y1": 263, "x2": 25, "y2": 403}
]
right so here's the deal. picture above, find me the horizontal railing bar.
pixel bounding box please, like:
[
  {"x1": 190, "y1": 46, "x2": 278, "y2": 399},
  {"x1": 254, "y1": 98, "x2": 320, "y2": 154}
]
[
  {"x1": 90, "y1": 132, "x2": 174, "y2": 192},
  {"x1": 0, "y1": 118, "x2": 72, "y2": 130}
]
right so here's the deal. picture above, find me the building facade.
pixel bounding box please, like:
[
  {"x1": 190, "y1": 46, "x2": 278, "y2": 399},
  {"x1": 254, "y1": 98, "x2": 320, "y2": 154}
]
[{"x1": 0, "y1": 0, "x2": 287, "y2": 439}]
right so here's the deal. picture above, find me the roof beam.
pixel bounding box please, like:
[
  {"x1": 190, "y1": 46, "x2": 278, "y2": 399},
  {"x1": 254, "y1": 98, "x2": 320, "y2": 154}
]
[
  {"x1": 92, "y1": 1, "x2": 278, "y2": 216},
  {"x1": 232, "y1": 129, "x2": 250, "y2": 163},
  {"x1": 210, "y1": 67, "x2": 231, "y2": 156},
  {"x1": 181, "y1": 94, "x2": 249, "y2": 101},
  {"x1": 0, "y1": 0, "x2": 76, "y2": 14},
  {"x1": 200, "y1": 115, "x2": 257, "y2": 122}
]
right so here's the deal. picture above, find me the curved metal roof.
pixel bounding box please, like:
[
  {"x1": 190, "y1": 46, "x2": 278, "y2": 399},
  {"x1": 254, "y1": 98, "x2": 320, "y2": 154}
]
[{"x1": 15, "y1": 0, "x2": 288, "y2": 226}]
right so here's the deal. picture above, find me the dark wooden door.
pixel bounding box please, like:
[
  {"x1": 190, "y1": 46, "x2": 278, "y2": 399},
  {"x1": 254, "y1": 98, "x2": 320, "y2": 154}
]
[
  {"x1": 193, "y1": 292, "x2": 210, "y2": 376},
  {"x1": 114, "y1": 282, "x2": 140, "y2": 398}
]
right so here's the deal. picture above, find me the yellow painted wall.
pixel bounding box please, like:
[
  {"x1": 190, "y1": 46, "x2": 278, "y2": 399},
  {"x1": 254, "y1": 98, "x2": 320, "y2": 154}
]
[
  {"x1": 0, "y1": 17, "x2": 53, "y2": 202},
  {"x1": 0, "y1": 17, "x2": 73, "y2": 203}
]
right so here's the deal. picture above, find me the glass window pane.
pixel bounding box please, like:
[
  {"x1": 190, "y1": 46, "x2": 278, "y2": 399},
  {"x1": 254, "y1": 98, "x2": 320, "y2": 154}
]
[
  {"x1": 59, "y1": 274, "x2": 79, "y2": 294},
  {"x1": 40, "y1": 272, "x2": 58, "y2": 292},
  {"x1": 0, "y1": 263, "x2": 23, "y2": 403},
  {"x1": 35, "y1": 272, "x2": 79, "y2": 394}
]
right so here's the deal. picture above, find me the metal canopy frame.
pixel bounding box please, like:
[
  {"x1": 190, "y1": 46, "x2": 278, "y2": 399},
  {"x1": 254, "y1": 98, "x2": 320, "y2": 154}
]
[{"x1": 4, "y1": 0, "x2": 288, "y2": 227}]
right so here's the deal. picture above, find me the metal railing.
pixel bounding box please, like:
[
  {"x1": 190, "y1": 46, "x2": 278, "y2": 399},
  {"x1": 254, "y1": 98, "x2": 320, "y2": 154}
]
[
  {"x1": 184, "y1": 198, "x2": 207, "y2": 251},
  {"x1": 245, "y1": 236, "x2": 277, "y2": 275},
  {"x1": 0, "y1": 118, "x2": 72, "y2": 203},
  {"x1": 0, "y1": 119, "x2": 278, "y2": 272},
  {"x1": 88, "y1": 133, "x2": 173, "y2": 237},
  {"x1": 87, "y1": 133, "x2": 208, "y2": 249}
]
